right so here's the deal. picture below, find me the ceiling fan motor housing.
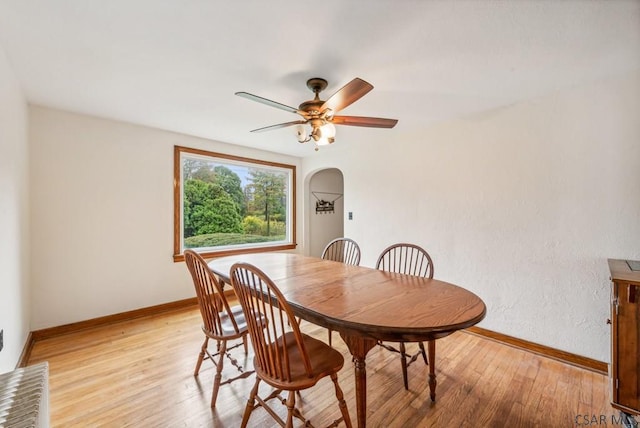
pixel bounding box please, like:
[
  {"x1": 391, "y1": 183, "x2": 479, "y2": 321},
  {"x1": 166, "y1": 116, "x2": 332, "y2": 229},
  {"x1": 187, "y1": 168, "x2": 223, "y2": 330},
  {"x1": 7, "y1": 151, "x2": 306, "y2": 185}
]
[{"x1": 299, "y1": 99, "x2": 325, "y2": 115}]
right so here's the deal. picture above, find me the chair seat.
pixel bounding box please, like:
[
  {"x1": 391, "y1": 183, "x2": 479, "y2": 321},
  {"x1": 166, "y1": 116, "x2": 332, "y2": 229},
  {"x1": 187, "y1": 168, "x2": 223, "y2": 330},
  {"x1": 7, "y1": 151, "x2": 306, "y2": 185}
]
[
  {"x1": 212, "y1": 304, "x2": 252, "y2": 337},
  {"x1": 255, "y1": 331, "x2": 345, "y2": 390}
]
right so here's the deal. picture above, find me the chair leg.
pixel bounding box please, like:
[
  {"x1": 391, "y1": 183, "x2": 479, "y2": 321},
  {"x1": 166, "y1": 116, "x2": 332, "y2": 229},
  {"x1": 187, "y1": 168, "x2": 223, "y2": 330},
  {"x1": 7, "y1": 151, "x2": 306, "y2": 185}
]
[
  {"x1": 399, "y1": 341, "x2": 409, "y2": 390},
  {"x1": 418, "y1": 341, "x2": 428, "y2": 365},
  {"x1": 328, "y1": 329, "x2": 333, "y2": 347},
  {"x1": 194, "y1": 336, "x2": 209, "y2": 376},
  {"x1": 330, "y1": 373, "x2": 352, "y2": 428},
  {"x1": 210, "y1": 340, "x2": 228, "y2": 408},
  {"x1": 241, "y1": 377, "x2": 261, "y2": 428},
  {"x1": 285, "y1": 390, "x2": 296, "y2": 428}
]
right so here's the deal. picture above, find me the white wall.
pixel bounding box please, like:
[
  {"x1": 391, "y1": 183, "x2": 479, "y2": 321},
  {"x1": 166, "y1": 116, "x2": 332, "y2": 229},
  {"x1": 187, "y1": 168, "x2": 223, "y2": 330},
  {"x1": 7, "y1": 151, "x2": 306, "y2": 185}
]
[
  {"x1": 29, "y1": 107, "x2": 302, "y2": 330},
  {"x1": 302, "y1": 71, "x2": 640, "y2": 362},
  {"x1": 0, "y1": 45, "x2": 29, "y2": 373},
  {"x1": 307, "y1": 168, "x2": 344, "y2": 257}
]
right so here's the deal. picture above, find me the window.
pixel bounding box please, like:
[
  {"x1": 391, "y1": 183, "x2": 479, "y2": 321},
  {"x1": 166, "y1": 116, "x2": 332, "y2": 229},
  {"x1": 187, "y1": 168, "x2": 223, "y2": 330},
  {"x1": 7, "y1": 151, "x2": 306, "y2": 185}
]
[{"x1": 174, "y1": 146, "x2": 296, "y2": 261}]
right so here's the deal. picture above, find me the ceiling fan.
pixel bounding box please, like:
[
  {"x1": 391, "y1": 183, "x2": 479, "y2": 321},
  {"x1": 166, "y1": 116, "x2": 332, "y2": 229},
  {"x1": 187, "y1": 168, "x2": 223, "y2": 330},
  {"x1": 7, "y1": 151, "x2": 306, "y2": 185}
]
[{"x1": 235, "y1": 77, "x2": 398, "y2": 150}]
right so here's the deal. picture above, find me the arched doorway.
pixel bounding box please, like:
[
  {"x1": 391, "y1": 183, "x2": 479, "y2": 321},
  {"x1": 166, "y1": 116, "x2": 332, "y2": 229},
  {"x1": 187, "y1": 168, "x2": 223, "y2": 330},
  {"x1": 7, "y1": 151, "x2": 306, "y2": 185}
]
[{"x1": 306, "y1": 168, "x2": 345, "y2": 257}]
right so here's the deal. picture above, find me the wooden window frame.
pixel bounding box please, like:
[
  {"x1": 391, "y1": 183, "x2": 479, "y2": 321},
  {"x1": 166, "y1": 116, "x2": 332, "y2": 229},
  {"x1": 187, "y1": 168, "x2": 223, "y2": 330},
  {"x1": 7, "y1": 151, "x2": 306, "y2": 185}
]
[{"x1": 173, "y1": 146, "x2": 296, "y2": 262}]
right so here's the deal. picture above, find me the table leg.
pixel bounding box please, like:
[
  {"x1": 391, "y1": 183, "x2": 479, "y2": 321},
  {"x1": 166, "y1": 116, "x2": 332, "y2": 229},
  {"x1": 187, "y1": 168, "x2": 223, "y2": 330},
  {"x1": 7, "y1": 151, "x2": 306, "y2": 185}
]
[
  {"x1": 428, "y1": 339, "x2": 437, "y2": 401},
  {"x1": 339, "y1": 333, "x2": 377, "y2": 428}
]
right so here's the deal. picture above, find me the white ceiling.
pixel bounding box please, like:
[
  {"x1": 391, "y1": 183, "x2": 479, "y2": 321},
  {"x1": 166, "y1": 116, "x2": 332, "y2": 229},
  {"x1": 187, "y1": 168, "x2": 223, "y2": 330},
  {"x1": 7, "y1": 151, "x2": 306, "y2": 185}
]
[{"x1": 1, "y1": 1, "x2": 639, "y2": 157}]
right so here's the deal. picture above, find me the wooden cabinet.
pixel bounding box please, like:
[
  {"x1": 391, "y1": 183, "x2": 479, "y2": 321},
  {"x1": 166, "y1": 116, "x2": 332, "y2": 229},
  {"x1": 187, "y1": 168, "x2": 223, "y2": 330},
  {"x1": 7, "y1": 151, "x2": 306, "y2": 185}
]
[{"x1": 609, "y1": 259, "x2": 640, "y2": 416}]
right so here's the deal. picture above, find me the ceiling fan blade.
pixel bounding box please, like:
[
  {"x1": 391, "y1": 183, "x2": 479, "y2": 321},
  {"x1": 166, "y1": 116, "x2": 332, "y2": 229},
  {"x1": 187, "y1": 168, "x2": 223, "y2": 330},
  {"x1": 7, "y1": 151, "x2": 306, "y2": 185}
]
[
  {"x1": 321, "y1": 78, "x2": 374, "y2": 113},
  {"x1": 236, "y1": 91, "x2": 303, "y2": 115},
  {"x1": 331, "y1": 115, "x2": 398, "y2": 128},
  {"x1": 250, "y1": 120, "x2": 307, "y2": 133}
]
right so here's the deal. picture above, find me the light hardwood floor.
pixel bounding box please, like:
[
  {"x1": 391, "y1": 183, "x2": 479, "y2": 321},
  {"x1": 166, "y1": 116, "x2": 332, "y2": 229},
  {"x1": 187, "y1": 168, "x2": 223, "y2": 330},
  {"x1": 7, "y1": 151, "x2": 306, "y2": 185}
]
[{"x1": 27, "y1": 305, "x2": 615, "y2": 427}]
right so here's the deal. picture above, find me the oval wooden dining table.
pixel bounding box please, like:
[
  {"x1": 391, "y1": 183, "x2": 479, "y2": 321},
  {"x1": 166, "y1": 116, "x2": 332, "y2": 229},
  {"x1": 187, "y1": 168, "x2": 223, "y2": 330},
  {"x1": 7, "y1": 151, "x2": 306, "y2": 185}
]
[{"x1": 208, "y1": 252, "x2": 486, "y2": 428}]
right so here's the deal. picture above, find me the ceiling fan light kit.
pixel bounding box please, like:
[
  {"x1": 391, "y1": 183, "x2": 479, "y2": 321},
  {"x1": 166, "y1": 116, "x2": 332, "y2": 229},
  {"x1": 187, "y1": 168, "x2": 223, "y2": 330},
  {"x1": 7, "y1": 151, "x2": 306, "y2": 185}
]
[{"x1": 235, "y1": 77, "x2": 398, "y2": 151}]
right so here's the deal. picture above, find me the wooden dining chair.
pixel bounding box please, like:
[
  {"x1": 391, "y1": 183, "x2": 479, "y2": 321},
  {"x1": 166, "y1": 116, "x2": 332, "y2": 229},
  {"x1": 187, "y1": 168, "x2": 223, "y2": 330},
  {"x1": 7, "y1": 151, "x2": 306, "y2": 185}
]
[
  {"x1": 375, "y1": 243, "x2": 435, "y2": 391},
  {"x1": 230, "y1": 262, "x2": 352, "y2": 428},
  {"x1": 321, "y1": 237, "x2": 361, "y2": 346},
  {"x1": 321, "y1": 237, "x2": 361, "y2": 266},
  {"x1": 183, "y1": 249, "x2": 254, "y2": 408}
]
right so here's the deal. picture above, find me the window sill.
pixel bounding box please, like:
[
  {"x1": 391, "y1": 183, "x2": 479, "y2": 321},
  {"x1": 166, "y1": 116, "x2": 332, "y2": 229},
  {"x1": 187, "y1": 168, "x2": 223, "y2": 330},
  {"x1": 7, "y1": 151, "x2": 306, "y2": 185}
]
[{"x1": 173, "y1": 242, "x2": 297, "y2": 262}]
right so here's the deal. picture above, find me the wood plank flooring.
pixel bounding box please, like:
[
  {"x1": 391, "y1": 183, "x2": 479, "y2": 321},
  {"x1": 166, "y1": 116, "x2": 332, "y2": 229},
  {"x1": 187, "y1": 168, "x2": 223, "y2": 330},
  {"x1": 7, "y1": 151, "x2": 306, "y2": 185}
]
[{"x1": 27, "y1": 305, "x2": 616, "y2": 427}]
